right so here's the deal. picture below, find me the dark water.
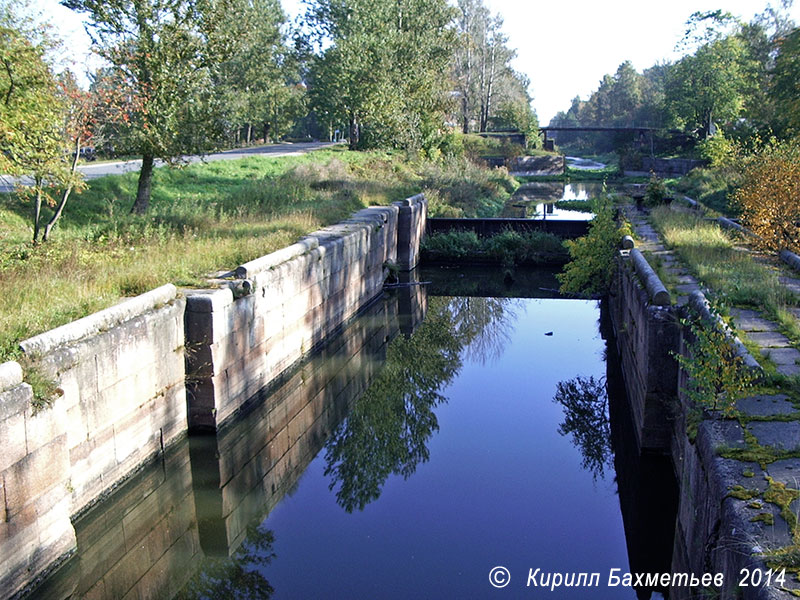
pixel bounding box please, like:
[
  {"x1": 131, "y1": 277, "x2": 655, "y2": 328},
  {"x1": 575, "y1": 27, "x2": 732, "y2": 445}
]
[{"x1": 31, "y1": 269, "x2": 675, "y2": 600}]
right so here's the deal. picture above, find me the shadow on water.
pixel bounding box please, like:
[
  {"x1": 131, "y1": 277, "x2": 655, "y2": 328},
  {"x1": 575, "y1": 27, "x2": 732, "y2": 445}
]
[
  {"x1": 28, "y1": 267, "x2": 678, "y2": 600},
  {"x1": 553, "y1": 302, "x2": 678, "y2": 599}
]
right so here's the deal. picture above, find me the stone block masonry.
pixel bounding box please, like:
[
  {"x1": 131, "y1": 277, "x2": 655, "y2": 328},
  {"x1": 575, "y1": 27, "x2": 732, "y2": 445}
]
[
  {"x1": 0, "y1": 194, "x2": 426, "y2": 597},
  {"x1": 184, "y1": 201, "x2": 418, "y2": 431},
  {"x1": 0, "y1": 362, "x2": 76, "y2": 600},
  {"x1": 609, "y1": 253, "x2": 680, "y2": 452},
  {"x1": 1, "y1": 285, "x2": 188, "y2": 598}
]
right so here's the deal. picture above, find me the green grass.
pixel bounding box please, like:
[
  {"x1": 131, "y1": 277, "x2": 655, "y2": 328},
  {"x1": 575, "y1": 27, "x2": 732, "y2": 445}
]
[
  {"x1": 421, "y1": 229, "x2": 568, "y2": 266},
  {"x1": 0, "y1": 148, "x2": 517, "y2": 362},
  {"x1": 671, "y1": 167, "x2": 741, "y2": 216},
  {"x1": 649, "y1": 206, "x2": 795, "y2": 314}
]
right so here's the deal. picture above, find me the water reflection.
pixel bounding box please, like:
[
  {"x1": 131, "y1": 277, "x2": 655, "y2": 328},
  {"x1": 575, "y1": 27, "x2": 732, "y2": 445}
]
[
  {"x1": 553, "y1": 375, "x2": 613, "y2": 481},
  {"x1": 176, "y1": 525, "x2": 276, "y2": 600},
  {"x1": 324, "y1": 296, "x2": 520, "y2": 512},
  {"x1": 27, "y1": 270, "x2": 677, "y2": 600},
  {"x1": 502, "y1": 181, "x2": 615, "y2": 220}
]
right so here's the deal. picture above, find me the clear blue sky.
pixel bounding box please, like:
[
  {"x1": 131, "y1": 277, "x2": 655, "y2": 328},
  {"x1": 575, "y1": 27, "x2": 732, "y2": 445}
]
[{"x1": 39, "y1": 0, "x2": 800, "y2": 124}]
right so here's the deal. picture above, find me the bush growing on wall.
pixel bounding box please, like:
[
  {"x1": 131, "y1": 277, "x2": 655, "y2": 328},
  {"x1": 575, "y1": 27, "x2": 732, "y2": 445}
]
[
  {"x1": 733, "y1": 139, "x2": 800, "y2": 252},
  {"x1": 557, "y1": 197, "x2": 628, "y2": 295}
]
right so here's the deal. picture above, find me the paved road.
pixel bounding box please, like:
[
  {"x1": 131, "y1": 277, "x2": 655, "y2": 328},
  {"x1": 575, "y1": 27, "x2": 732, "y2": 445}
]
[{"x1": 0, "y1": 141, "x2": 338, "y2": 192}]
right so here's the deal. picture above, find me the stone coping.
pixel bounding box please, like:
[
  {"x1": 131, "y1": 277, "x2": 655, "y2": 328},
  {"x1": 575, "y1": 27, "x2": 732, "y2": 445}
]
[
  {"x1": 19, "y1": 283, "x2": 178, "y2": 357},
  {"x1": 629, "y1": 247, "x2": 671, "y2": 306},
  {"x1": 687, "y1": 290, "x2": 763, "y2": 373},
  {"x1": 0, "y1": 360, "x2": 23, "y2": 392}
]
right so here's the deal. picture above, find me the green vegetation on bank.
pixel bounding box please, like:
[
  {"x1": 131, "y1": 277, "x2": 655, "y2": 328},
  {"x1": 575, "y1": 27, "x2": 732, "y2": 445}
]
[
  {"x1": 0, "y1": 148, "x2": 517, "y2": 362},
  {"x1": 648, "y1": 207, "x2": 796, "y2": 316},
  {"x1": 557, "y1": 198, "x2": 630, "y2": 296},
  {"x1": 421, "y1": 229, "x2": 568, "y2": 266}
]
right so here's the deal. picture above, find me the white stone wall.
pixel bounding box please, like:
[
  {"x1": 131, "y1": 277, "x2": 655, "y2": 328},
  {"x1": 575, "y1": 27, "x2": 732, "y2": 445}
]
[
  {"x1": 0, "y1": 361, "x2": 76, "y2": 599},
  {"x1": 18, "y1": 284, "x2": 188, "y2": 513}
]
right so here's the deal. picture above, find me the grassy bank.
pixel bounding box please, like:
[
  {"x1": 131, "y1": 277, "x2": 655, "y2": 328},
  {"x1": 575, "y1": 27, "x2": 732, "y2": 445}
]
[
  {"x1": 0, "y1": 148, "x2": 517, "y2": 361},
  {"x1": 648, "y1": 206, "x2": 800, "y2": 343}
]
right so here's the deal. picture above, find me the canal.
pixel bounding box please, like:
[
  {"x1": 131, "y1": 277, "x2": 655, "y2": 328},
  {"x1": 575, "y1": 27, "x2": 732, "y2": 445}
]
[
  {"x1": 501, "y1": 182, "x2": 615, "y2": 220},
  {"x1": 31, "y1": 267, "x2": 676, "y2": 599}
]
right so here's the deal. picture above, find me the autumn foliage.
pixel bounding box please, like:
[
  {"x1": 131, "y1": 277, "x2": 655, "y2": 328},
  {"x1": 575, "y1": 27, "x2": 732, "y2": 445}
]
[{"x1": 733, "y1": 140, "x2": 800, "y2": 253}]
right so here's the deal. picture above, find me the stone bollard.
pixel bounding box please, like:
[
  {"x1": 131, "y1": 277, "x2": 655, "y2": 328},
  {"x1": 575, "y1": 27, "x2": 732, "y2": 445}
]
[{"x1": 394, "y1": 193, "x2": 427, "y2": 271}]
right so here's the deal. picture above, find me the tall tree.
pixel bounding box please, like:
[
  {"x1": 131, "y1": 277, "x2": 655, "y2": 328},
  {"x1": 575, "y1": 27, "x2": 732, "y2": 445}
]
[
  {"x1": 62, "y1": 0, "x2": 251, "y2": 213},
  {"x1": 769, "y1": 27, "x2": 800, "y2": 136},
  {"x1": 452, "y1": 0, "x2": 529, "y2": 134},
  {"x1": 664, "y1": 34, "x2": 755, "y2": 138},
  {"x1": 306, "y1": 0, "x2": 455, "y2": 151}
]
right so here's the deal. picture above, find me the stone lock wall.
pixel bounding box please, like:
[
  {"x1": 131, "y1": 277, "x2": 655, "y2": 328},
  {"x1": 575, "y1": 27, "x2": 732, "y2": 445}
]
[
  {"x1": 608, "y1": 255, "x2": 680, "y2": 452},
  {"x1": 0, "y1": 194, "x2": 427, "y2": 598},
  {"x1": 0, "y1": 194, "x2": 427, "y2": 596},
  {"x1": 184, "y1": 203, "x2": 408, "y2": 431},
  {"x1": 0, "y1": 284, "x2": 187, "y2": 598},
  {"x1": 190, "y1": 294, "x2": 401, "y2": 556},
  {"x1": 0, "y1": 362, "x2": 75, "y2": 600}
]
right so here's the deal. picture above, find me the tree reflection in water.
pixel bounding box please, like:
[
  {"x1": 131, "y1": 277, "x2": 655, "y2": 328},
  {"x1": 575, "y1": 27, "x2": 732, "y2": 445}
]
[
  {"x1": 553, "y1": 375, "x2": 613, "y2": 481},
  {"x1": 177, "y1": 525, "x2": 276, "y2": 600},
  {"x1": 324, "y1": 296, "x2": 519, "y2": 512}
]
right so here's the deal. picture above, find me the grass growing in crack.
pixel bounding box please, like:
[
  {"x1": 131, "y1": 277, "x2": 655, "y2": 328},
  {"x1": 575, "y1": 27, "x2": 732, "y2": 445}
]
[
  {"x1": 19, "y1": 357, "x2": 62, "y2": 413},
  {"x1": 764, "y1": 477, "x2": 800, "y2": 544}
]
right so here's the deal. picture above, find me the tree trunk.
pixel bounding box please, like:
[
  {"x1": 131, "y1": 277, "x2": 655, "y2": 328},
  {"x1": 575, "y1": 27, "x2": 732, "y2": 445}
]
[
  {"x1": 263, "y1": 122, "x2": 269, "y2": 143},
  {"x1": 43, "y1": 137, "x2": 81, "y2": 242},
  {"x1": 246, "y1": 123, "x2": 252, "y2": 145},
  {"x1": 462, "y1": 95, "x2": 470, "y2": 134},
  {"x1": 32, "y1": 179, "x2": 43, "y2": 244},
  {"x1": 131, "y1": 153, "x2": 154, "y2": 214},
  {"x1": 349, "y1": 113, "x2": 359, "y2": 150}
]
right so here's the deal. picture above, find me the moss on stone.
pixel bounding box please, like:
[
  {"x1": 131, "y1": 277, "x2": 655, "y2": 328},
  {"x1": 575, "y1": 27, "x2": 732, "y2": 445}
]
[
  {"x1": 728, "y1": 485, "x2": 762, "y2": 500},
  {"x1": 764, "y1": 477, "x2": 800, "y2": 544},
  {"x1": 751, "y1": 512, "x2": 775, "y2": 525}
]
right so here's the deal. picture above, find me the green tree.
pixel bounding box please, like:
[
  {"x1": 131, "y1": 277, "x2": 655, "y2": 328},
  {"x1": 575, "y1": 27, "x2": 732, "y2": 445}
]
[
  {"x1": 452, "y1": 0, "x2": 532, "y2": 135},
  {"x1": 665, "y1": 21, "x2": 757, "y2": 139},
  {"x1": 62, "y1": 0, "x2": 251, "y2": 213},
  {"x1": 306, "y1": 0, "x2": 456, "y2": 151},
  {"x1": 557, "y1": 198, "x2": 625, "y2": 296},
  {"x1": 211, "y1": 0, "x2": 301, "y2": 145},
  {"x1": 0, "y1": 6, "x2": 83, "y2": 242},
  {"x1": 770, "y1": 27, "x2": 800, "y2": 137}
]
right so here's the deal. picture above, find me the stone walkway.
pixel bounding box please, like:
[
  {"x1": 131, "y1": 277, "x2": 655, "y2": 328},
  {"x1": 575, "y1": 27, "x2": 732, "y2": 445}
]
[
  {"x1": 623, "y1": 203, "x2": 800, "y2": 377},
  {"x1": 624, "y1": 201, "x2": 800, "y2": 596}
]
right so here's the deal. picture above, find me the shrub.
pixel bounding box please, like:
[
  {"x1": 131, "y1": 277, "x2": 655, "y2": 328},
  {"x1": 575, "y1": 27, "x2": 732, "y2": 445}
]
[
  {"x1": 643, "y1": 173, "x2": 670, "y2": 207},
  {"x1": 674, "y1": 313, "x2": 755, "y2": 417},
  {"x1": 421, "y1": 230, "x2": 481, "y2": 257},
  {"x1": 421, "y1": 229, "x2": 566, "y2": 266},
  {"x1": 698, "y1": 132, "x2": 738, "y2": 168},
  {"x1": 557, "y1": 197, "x2": 627, "y2": 295},
  {"x1": 672, "y1": 166, "x2": 742, "y2": 215},
  {"x1": 733, "y1": 139, "x2": 800, "y2": 253}
]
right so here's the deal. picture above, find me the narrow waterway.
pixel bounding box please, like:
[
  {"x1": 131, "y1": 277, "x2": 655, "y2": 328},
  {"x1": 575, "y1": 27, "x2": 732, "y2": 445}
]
[
  {"x1": 30, "y1": 267, "x2": 675, "y2": 600},
  {"x1": 502, "y1": 181, "x2": 615, "y2": 219}
]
